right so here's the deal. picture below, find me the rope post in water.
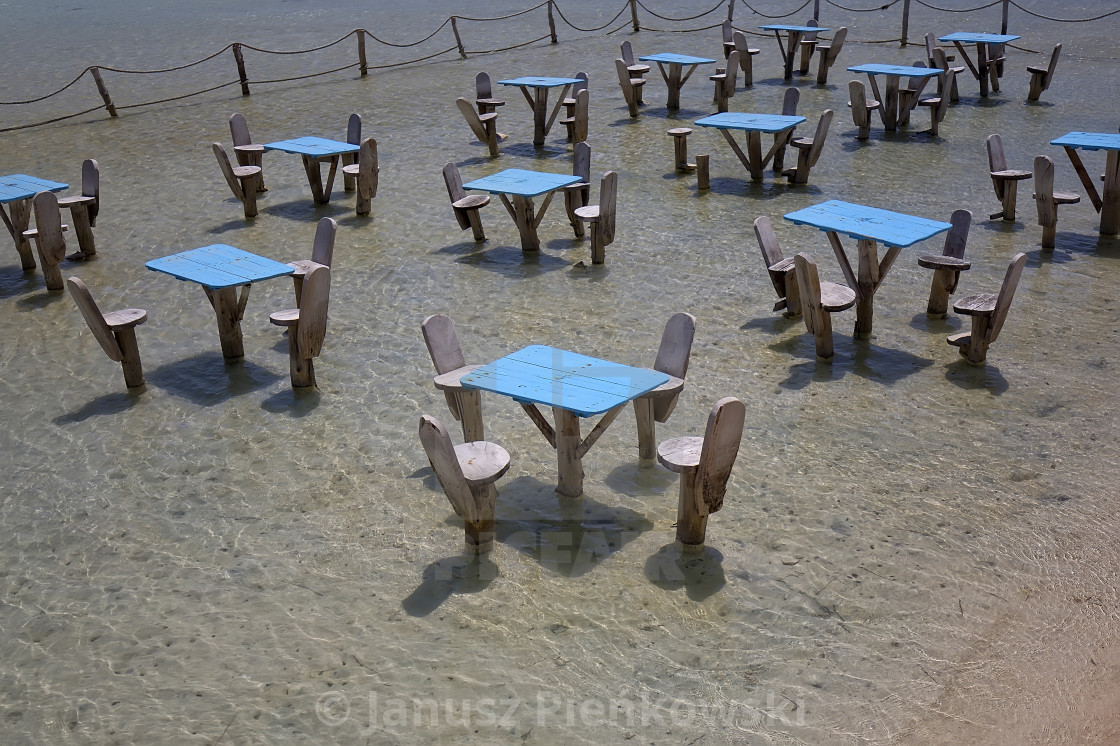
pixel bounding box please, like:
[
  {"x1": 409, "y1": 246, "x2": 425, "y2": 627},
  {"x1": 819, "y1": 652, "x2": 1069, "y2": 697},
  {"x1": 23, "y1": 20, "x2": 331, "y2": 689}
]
[
  {"x1": 233, "y1": 43, "x2": 250, "y2": 95},
  {"x1": 900, "y1": 0, "x2": 911, "y2": 47},
  {"x1": 1001, "y1": 0, "x2": 1009, "y2": 34},
  {"x1": 451, "y1": 17, "x2": 467, "y2": 59},
  {"x1": 813, "y1": 0, "x2": 820, "y2": 22},
  {"x1": 547, "y1": 0, "x2": 558, "y2": 44},
  {"x1": 630, "y1": 0, "x2": 640, "y2": 32},
  {"x1": 727, "y1": 0, "x2": 735, "y2": 22},
  {"x1": 90, "y1": 67, "x2": 118, "y2": 118},
  {"x1": 357, "y1": 30, "x2": 368, "y2": 75}
]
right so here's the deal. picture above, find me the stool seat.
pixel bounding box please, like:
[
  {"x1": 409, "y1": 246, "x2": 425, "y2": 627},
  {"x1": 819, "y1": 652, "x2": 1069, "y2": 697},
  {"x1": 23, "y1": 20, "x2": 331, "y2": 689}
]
[
  {"x1": 917, "y1": 254, "x2": 971, "y2": 271},
  {"x1": 433, "y1": 364, "x2": 483, "y2": 392},
  {"x1": 819, "y1": 281, "x2": 856, "y2": 312},
  {"x1": 102, "y1": 308, "x2": 148, "y2": 329},
  {"x1": 657, "y1": 435, "x2": 703, "y2": 472},
  {"x1": 454, "y1": 441, "x2": 511, "y2": 486},
  {"x1": 269, "y1": 308, "x2": 300, "y2": 327},
  {"x1": 453, "y1": 194, "x2": 490, "y2": 210}
]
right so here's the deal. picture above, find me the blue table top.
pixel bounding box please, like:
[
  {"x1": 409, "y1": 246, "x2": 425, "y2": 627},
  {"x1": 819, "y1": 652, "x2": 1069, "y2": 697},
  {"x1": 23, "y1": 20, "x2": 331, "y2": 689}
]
[
  {"x1": 1051, "y1": 132, "x2": 1120, "y2": 151},
  {"x1": 146, "y1": 244, "x2": 294, "y2": 290},
  {"x1": 784, "y1": 200, "x2": 953, "y2": 248},
  {"x1": 848, "y1": 64, "x2": 944, "y2": 77},
  {"x1": 498, "y1": 77, "x2": 583, "y2": 88},
  {"x1": 262, "y1": 136, "x2": 359, "y2": 157},
  {"x1": 462, "y1": 169, "x2": 581, "y2": 198},
  {"x1": 638, "y1": 53, "x2": 717, "y2": 65},
  {"x1": 695, "y1": 112, "x2": 807, "y2": 133},
  {"x1": 939, "y1": 32, "x2": 1020, "y2": 44},
  {"x1": 760, "y1": 24, "x2": 829, "y2": 32},
  {"x1": 0, "y1": 174, "x2": 68, "y2": 204},
  {"x1": 461, "y1": 345, "x2": 670, "y2": 417}
]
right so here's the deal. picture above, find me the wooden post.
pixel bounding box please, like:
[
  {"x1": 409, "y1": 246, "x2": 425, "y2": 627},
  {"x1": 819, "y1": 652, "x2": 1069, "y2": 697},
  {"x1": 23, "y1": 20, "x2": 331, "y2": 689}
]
[
  {"x1": 630, "y1": 0, "x2": 639, "y2": 32},
  {"x1": 696, "y1": 154, "x2": 710, "y2": 190},
  {"x1": 547, "y1": 0, "x2": 558, "y2": 44},
  {"x1": 90, "y1": 68, "x2": 117, "y2": 118},
  {"x1": 233, "y1": 44, "x2": 250, "y2": 96},
  {"x1": 900, "y1": 0, "x2": 910, "y2": 47},
  {"x1": 451, "y1": 17, "x2": 467, "y2": 59},
  {"x1": 727, "y1": 0, "x2": 735, "y2": 21},
  {"x1": 813, "y1": 0, "x2": 820, "y2": 21},
  {"x1": 357, "y1": 30, "x2": 368, "y2": 75},
  {"x1": 1001, "y1": 0, "x2": 1009, "y2": 34}
]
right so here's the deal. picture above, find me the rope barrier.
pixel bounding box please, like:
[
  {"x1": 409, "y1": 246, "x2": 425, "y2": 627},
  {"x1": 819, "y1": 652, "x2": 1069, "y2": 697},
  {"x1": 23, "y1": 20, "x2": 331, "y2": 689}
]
[
  {"x1": 823, "y1": 0, "x2": 901, "y2": 12},
  {"x1": 635, "y1": 0, "x2": 726, "y2": 22},
  {"x1": 1009, "y1": 0, "x2": 1120, "y2": 23},
  {"x1": 0, "y1": 68, "x2": 92, "y2": 105},
  {"x1": 452, "y1": 2, "x2": 550, "y2": 22},
  {"x1": 362, "y1": 20, "x2": 453, "y2": 47},
  {"x1": 552, "y1": 2, "x2": 629, "y2": 32},
  {"x1": 115, "y1": 81, "x2": 241, "y2": 109},
  {"x1": 0, "y1": 105, "x2": 107, "y2": 134},
  {"x1": 912, "y1": 0, "x2": 999, "y2": 13},
  {"x1": 468, "y1": 34, "x2": 553, "y2": 55},
  {"x1": 740, "y1": 0, "x2": 813, "y2": 19},
  {"x1": 239, "y1": 33, "x2": 354, "y2": 55}
]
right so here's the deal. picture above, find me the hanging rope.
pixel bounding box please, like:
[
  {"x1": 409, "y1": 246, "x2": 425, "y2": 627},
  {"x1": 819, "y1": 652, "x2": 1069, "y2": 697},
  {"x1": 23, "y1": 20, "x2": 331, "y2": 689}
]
[
  {"x1": 823, "y1": 0, "x2": 901, "y2": 12},
  {"x1": 912, "y1": 0, "x2": 1000, "y2": 12},
  {"x1": 552, "y1": 2, "x2": 629, "y2": 32},
  {"x1": 1009, "y1": 0, "x2": 1120, "y2": 22},
  {"x1": 634, "y1": 0, "x2": 725, "y2": 22},
  {"x1": 740, "y1": 0, "x2": 814, "y2": 19}
]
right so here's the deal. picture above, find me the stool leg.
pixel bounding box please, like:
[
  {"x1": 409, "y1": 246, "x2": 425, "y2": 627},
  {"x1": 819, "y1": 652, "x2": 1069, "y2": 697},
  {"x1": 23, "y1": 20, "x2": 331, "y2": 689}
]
[
  {"x1": 926, "y1": 269, "x2": 955, "y2": 317},
  {"x1": 465, "y1": 483, "x2": 497, "y2": 552},
  {"x1": 634, "y1": 397, "x2": 656, "y2": 461},
  {"x1": 115, "y1": 327, "x2": 145, "y2": 388},
  {"x1": 675, "y1": 468, "x2": 708, "y2": 551}
]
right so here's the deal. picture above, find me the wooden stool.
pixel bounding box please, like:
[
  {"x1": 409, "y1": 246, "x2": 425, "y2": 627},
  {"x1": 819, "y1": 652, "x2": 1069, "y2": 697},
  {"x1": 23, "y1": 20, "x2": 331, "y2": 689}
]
[
  {"x1": 443, "y1": 162, "x2": 489, "y2": 241},
  {"x1": 847, "y1": 80, "x2": 879, "y2": 141},
  {"x1": 753, "y1": 215, "x2": 800, "y2": 317},
  {"x1": 423, "y1": 314, "x2": 485, "y2": 442},
  {"x1": 269, "y1": 264, "x2": 331, "y2": 388},
  {"x1": 56, "y1": 158, "x2": 99, "y2": 260},
  {"x1": 574, "y1": 171, "x2": 617, "y2": 265},
  {"x1": 1033, "y1": 155, "x2": 1080, "y2": 248},
  {"x1": 65, "y1": 277, "x2": 147, "y2": 389},
  {"x1": 667, "y1": 128, "x2": 695, "y2": 172},
  {"x1": 341, "y1": 137, "x2": 378, "y2": 215},
  {"x1": 212, "y1": 142, "x2": 261, "y2": 218},
  {"x1": 633, "y1": 313, "x2": 696, "y2": 461},
  {"x1": 793, "y1": 253, "x2": 856, "y2": 362},
  {"x1": 948, "y1": 253, "x2": 1027, "y2": 366},
  {"x1": 24, "y1": 191, "x2": 68, "y2": 290},
  {"x1": 986, "y1": 134, "x2": 1032, "y2": 221}
]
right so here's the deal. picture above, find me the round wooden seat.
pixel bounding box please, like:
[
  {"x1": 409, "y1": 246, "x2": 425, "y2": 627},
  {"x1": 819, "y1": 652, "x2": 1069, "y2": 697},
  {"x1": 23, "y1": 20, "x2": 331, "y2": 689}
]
[
  {"x1": 573, "y1": 205, "x2": 600, "y2": 221},
  {"x1": 768, "y1": 256, "x2": 796, "y2": 274},
  {"x1": 667, "y1": 127, "x2": 692, "y2": 137},
  {"x1": 1053, "y1": 191, "x2": 1081, "y2": 205},
  {"x1": 56, "y1": 194, "x2": 95, "y2": 208},
  {"x1": 991, "y1": 169, "x2": 1032, "y2": 180},
  {"x1": 918, "y1": 254, "x2": 971, "y2": 271},
  {"x1": 233, "y1": 144, "x2": 265, "y2": 154},
  {"x1": 433, "y1": 364, "x2": 483, "y2": 392},
  {"x1": 341, "y1": 163, "x2": 360, "y2": 176},
  {"x1": 102, "y1": 308, "x2": 147, "y2": 329},
  {"x1": 627, "y1": 64, "x2": 650, "y2": 75},
  {"x1": 269, "y1": 308, "x2": 300, "y2": 327},
  {"x1": 476, "y1": 98, "x2": 504, "y2": 108},
  {"x1": 657, "y1": 435, "x2": 703, "y2": 473},
  {"x1": 286, "y1": 258, "x2": 324, "y2": 278},
  {"x1": 454, "y1": 441, "x2": 510, "y2": 486},
  {"x1": 819, "y1": 281, "x2": 856, "y2": 312},
  {"x1": 953, "y1": 292, "x2": 997, "y2": 316},
  {"x1": 643, "y1": 374, "x2": 685, "y2": 401},
  {"x1": 232, "y1": 165, "x2": 261, "y2": 179},
  {"x1": 452, "y1": 194, "x2": 490, "y2": 210}
]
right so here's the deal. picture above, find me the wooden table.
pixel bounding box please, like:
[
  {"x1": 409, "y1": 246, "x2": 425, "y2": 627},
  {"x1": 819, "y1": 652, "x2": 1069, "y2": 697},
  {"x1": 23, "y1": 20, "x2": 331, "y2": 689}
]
[
  {"x1": 262, "y1": 136, "x2": 359, "y2": 204},
  {"x1": 462, "y1": 344, "x2": 669, "y2": 498},
  {"x1": 760, "y1": 24, "x2": 830, "y2": 80},
  {"x1": 784, "y1": 200, "x2": 952, "y2": 338},
  {"x1": 636, "y1": 53, "x2": 717, "y2": 109},
  {"x1": 694, "y1": 112, "x2": 806, "y2": 180},
  {"x1": 146, "y1": 244, "x2": 294, "y2": 358},
  {"x1": 847, "y1": 64, "x2": 944, "y2": 131},
  {"x1": 496, "y1": 76, "x2": 583, "y2": 147},
  {"x1": 461, "y1": 168, "x2": 581, "y2": 251},
  {"x1": 0, "y1": 174, "x2": 68, "y2": 271},
  {"x1": 1052, "y1": 131, "x2": 1120, "y2": 235},
  {"x1": 938, "y1": 32, "x2": 1019, "y2": 97}
]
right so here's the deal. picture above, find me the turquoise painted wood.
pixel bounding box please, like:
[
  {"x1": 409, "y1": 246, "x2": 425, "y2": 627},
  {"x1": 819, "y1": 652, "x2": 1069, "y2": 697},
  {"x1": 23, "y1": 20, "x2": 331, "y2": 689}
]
[
  {"x1": 938, "y1": 32, "x2": 1019, "y2": 44},
  {"x1": 695, "y1": 112, "x2": 807, "y2": 133},
  {"x1": 146, "y1": 244, "x2": 294, "y2": 289},
  {"x1": 0, "y1": 174, "x2": 68, "y2": 204},
  {"x1": 847, "y1": 64, "x2": 943, "y2": 78},
  {"x1": 637, "y1": 53, "x2": 717, "y2": 65},
  {"x1": 1051, "y1": 132, "x2": 1120, "y2": 151},
  {"x1": 783, "y1": 200, "x2": 953, "y2": 248},
  {"x1": 760, "y1": 24, "x2": 829, "y2": 33},
  {"x1": 497, "y1": 76, "x2": 583, "y2": 88},
  {"x1": 462, "y1": 169, "x2": 580, "y2": 198},
  {"x1": 262, "y1": 136, "x2": 359, "y2": 157},
  {"x1": 462, "y1": 345, "x2": 670, "y2": 417}
]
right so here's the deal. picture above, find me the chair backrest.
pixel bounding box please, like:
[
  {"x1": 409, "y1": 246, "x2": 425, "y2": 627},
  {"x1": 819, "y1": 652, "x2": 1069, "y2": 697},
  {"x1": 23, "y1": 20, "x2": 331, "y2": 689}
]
[
  {"x1": 65, "y1": 276, "x2": 122, "y2": 362},
  {"x1": 653, "y1": 312, "x2": 696, "y2": 379},
  {"x1": 573, "y1": 88, "x2": 590, "y2": 140},
  {"x1": 229, "y1": 113, "x2": 252, "y2": 147},
  {"x1": 806, "y1": 109, "x2": 833, "y2": 166},
  {"x1": 924, "y1": 32, "x2": 938, "y2": 66},
  {"x1": 475, "y1": 72, "x2": 495, "y2": 100},
  {"x1": 722, "y1": 50, "x2": 739, "y2": 93},
  {"x1": 695, "y1": 397, "x2": 746, "y2": 514},
  {"x1": 989, "y1": 252, "x2": 1027, "y2": 342},
  {"x1": 733, "y1": 30, "x2": 751, "y2": 57},
  {"x1": 931, "y1": 46, "x2": 951, "y2": 73},
  {"x1": 942, "y1": 208, "x2": 972, "y2": 259},
  {"x1": 212, "y1": 142, "x2": 245, "y2": 200},
  {"x1": 932, "y1": 69, "x2": 955, "y2": 121},
  {"x1": 753, "y1": 215, "x2": 787, "y2": 297},
  {"x1": 849, "y1": 78, "x2": 867, "y2": 105},
  {"x1": 907, "y1": 60, "x2": 928, "y2": 89},
  {"x1": 31, "y1": 191, "x2": 67, "y2": 263},
  {"x1": 296, "y1": 264, "x2": 330, "y2": 359},
  {"x1": 793, "y1": 253, "x2": 822, "y2": 324},
  {"x1": 357, "y1": 137, "x2": 378, "y2": 197},
  {"x1": 311, "y1": 216, "x2": 337, "y2": 266},
  {"x1": 824, "y1": 27, "x2": 847, "y2": 63},
  {"x1": 615, "y1": 58, "x2": 634, "y2": 88},
  {"x1": 346, "y1": 113, "x2": 362, "y2": 146},
  {"x1": 418, "y1": 414, "x2": 477, "y2": 522},
  {"x1": 986, "y1": 133, "x2": 1008, "y2": 173},
  {"x1": 572, "y1": 141, "x2": 591, "y2": 184},
  {"x1": 1034, "y1": 153, "x2": 1055, "y2": 201},
  {"x1": 1043, "y1": 43, "x2": 1061, "y2": 86},
  {"x1": 803, "y1": 18, "x2": 819, "y2": 41},
  {"x1": 455, "y1": 97, "x2": 490, "y2": 143},
  {"x1": 721, "y1": 19, "x2": 733, "y2": 46},
  {"x1": 598, "y1": 171, "x2": 618, "y2": 244},
  {"x1": 573, "y1": 71, "x2": 588, "y2": 95},
  {"x1": 442, "y1": 163, "x2": 471, "y2": 230},
  {"x1": 620, "y1": 40, "x2": 637, "y2": 66},
  {"x1": 781, "y1": 87, "x2": 800, "y2": 116},
  {"x1": 422, "y1": 313, "x2": 467, "y2": 375},
  {"x1": 81, "y1": 158, "x2": 100, "y2": 223}
]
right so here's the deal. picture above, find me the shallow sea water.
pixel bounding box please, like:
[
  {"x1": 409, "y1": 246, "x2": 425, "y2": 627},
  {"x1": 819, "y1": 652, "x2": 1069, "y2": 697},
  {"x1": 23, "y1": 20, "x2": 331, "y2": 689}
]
[{"x1": 2, "y1": 1, "x2": 1120, "y2": 743}]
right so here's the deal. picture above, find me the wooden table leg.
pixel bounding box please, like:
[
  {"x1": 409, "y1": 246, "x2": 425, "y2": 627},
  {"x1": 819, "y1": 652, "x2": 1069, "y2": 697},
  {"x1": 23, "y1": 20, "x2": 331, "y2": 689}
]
[
  {"x1": 882, "y1": 75, "x2": 900, "y2": 131},
  {"x1": 300, "y1": 155, "x2": 327, "y2": 204},
  {"x1": 854, "y1": 238, "x2": 879, "y2": 339},
  {"x1": 666, "y1": 64, "x2": 683, "y2": 109},
  {"x1": 4, "y1": 200, "x2": 37, "y2": 270},
  {"x1": 533, "y1": 86, "x2": 548, "y2": 146},
  {"x1": 321, "y1": 156, "x2": 340, "y2": 200},
  {"x1": 746, "y1": 131, "x2": 764, "y2": 180},
  {"x1": 977, "y1": 44, "x2": 989, "y2": 97},
  {"x1": 511, "y1": 195, "x2": 539, "y2": 251},
  {"x1": 782, "y1": 32, "x2": 801, "y2": 80},
  {"x1": 553, "y1": 407, "x2": 584, "y2": 498},
  {"x1": 634, "y1": 397, "x2": 656, "y2": 462},
  {"x1": 205, "y1": 285, "x2": 248, "y2": 358},
  {"x1": 1102, "y1": 150, "x2": 1120, "y2": 235}
]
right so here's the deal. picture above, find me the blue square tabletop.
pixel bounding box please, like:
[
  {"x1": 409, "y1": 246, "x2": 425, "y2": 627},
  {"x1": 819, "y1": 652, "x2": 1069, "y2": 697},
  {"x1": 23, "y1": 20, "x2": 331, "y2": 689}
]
[
  {"x1": 695, "y1": 112, "x2": 807, "y2": 132},
  {"x1": 262, "y1": 136, "x2": 359, "y2": 157},
  {"x1": 847, "y1": 64, "x2": 944, "y2": 78},
  {"x1": 0, "y1": 174, "x2": 68, "y2": 204},
  {"x1": 760, "y1": 24, "x2": 829, "y2": 33},
  {"x1": 146, "y1": 244, "x2": 294, "y2": 290},
  {"x1": 938, "y1": 32, "x2": 1020, "y2": 44},
  {"x1": 498, "y1": 77, "x2": 583, "y2": 88},
  {"x1": 462, "y1": 345, "x2": 669, "y2": 417},
  {"x1": 462, "y1": 169, "x2": 581, "y2": 198},
  {"x1": 638, "y1": 53, "x2": 717, "y2": 65},
  {"x1": 1051, "y1": 132, "x2": 1120, "y2": 151},
  {"x1": 784, "y1": 200, "x2": 953, "y2": 248}
]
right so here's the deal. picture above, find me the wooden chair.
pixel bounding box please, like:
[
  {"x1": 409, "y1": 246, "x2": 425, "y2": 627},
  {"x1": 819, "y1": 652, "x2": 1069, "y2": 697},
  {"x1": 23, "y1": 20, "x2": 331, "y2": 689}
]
[
  {"x1": 897, "y1": 60, "x2": 928, "y2": 116},
  {"x1": 419, "y1": 414, "x2": 510, "y2": 553},
  {"x1": 709, "y1": 50, "x2": 739, "y2": 113},
  {"x1": 753, "y1": 216, "x2": 800, "y2": 317},
  {"x1": 986, "y1": 133, "x2": 1033, "y2": 221},
  {"x1": 475, "y1": 72, "x2": 505, "y2": 114},
  {"x1": 1027, "y1": 44, "x2": 1061, "y2": 102},
  {"x1": 847, "y1": 80, "x2": 879, "y2": 140},
  {"x1": 55, "y1": 159, "x2": 98, "y2": 259},
  {"x1": 784, "y1": 108, "x2": 833, "y2": 185},
  {"x1": 793, "y1": 252, "x2": 856, "y2": 362},
  {"x1": 23, "y1": 191, "x2": 68, "y2": 291},
  {"x1": 340, "y1": 113, "x2": 362, "y2": 192},
  {"x1": 560, "y1": 88, "x2": 589, "y2": 144},
  {"x1": 732, "y1": 31, "x2": 761, "y2": 87},
  {"x1": 813, "y1": 26, "x2": 847, "y2": 84},
  {"x1": 797, "y1": 19, "x2": 820, "y2": 74},
  {"x1": 667, "y1": 127, "x2": 696, "y2": 172},
  {"x1": 65, "y1": 277, "x2": 147, "y2": 389},
  {"x1": 342, "y1": 137, "x2": 378, "y2": 215},
  {"x1": 286, "y1": 216, "x2": 336, "y2": 307},
  {"x1": 620, "y1": 40, "x2": 649, "y2": 95},
  {"x1": 268, "y1": 264, "x2": 331, "y2": 388},
  {"x1": 228, "y1": 112, "x2": 266, "y2": 191},
  {"x1": 1033, "y1": 154, "x2": 1080, "y2": 249},
  {"x1": 656, "y1": 396, "x2": 746, "y2": 552},
  {"x1": 773, "y1": 87, "x2": 800, "y2": 172},
  {"x1": 948, "y1": 252, "x2": 1027, "y2": 365},
  {"x1": 615, "y1": 58, "x2": 645, "y2": 118},
  {"x1": 212, "y1": 142, "x2": 261, "y2": 218},
  {"x1": 574, "y1": 171, "x2": 618, "y2": 265},
  {"x1": 563, "y1": 141, "x2": 592, "y2": 238},
  {"x1": 456, "y1": 97, "x2": 500, "y2": 157},
  {"x1": 422, "y1": 313, "x2": 485, "y2": 442},
  {"x1": 720, "y1": 19, "x2": 736, "y2": 59},
  {"x1": 442, "y1": 162, "x2": 489, "y2": 241},
  {"x1": 929, "y1": 47, "x2": 963, "y2": 103},
  {"x1": 917, "y1": 69, "x2": 955, "y2": 136},
  {"x1": 561, "y1": 71, "x2": 588, "y2": 118},
  {"x1": 634, "y1": 312, "x2": 697, "y2": 461},
  {"x1": 917, "y1": 209, "x2": 972, "y2": 317}
]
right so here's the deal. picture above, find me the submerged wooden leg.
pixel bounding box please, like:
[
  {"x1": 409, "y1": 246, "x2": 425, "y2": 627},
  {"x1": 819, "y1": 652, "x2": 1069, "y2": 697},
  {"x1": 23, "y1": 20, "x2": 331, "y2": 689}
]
[
  {"x1": 675, "y1": 467, "x2": 707, "y2": 551},
  {"x1": 747, "y1": 132, "x2": 764, "y2": 181},
  {"x1": 1001, "y1": 179, "x2": 1018, "y2": 221},
  {"x1": 301, "y1": 155, "x2": 327, "y2": 204},
  {"x1": 696, "y1": 155, "x2": 710, "y2": 190},
  {"x1": 783, "y1": 271, "x2": 802, "y2": 318},
  {"x1": 466, "y1": 209, "x2": 486, "y2": 242},
  {"x1": 115, "y1": 327, "x2": 145, "y2": 388},
  {"x1": 1101, "y1": 151, "x2": 1120, "y2": 235},
  {"x1": 288, "y1": 330, "x2": 316, "y2": 388},
  {"x1": 512, "y1": 196, "x2": 539, "y2": 251},
  {"x1": 926, "y1": 269, "x2": 956, "y2": 318},
  {"x1": 634, "y1": 397, "x2": 656, "y2": 462},
  {"x1": 564, "y1": 188, "x2": 588, "y2": 238},
  {"x1": 34, "y1": 240, "x2": 65, "y2": 291},
  {"x1": 69, "y1": 205, "x2": 97, "y2": 259},
  {"x1": 457, "y1": 390, "x2": 484, "y2": 442},
  {"x1": 1041, "y1": 223, "x2": 1057, "y2": 249},
  {"x1": 963, "y1": 315, "x2": 992, "y2": 365},
  {"x1": 206, "y1": 286, "x2": 246, "y2": 359},
  {"x1": 590, "y1": 221, "x2": 605, "y2": 265},
  {"x1": 464, "y1": 483, "x2": 497, "y2": 552},
  {"x1": 553, "y1": 407, "x2": 584, "y2": 498},
  {"x1": 242, "y1": 174, "x2": 259, "y2": 218},
  {"x1": 854, "y1": 238, "x2": 878, "y2": 339},
  {"x1": 811, "y1": 305, "x2": 835, "y2": 362},
  {"x1": 9, "y1": 200, "x2": 36, "y2": 270}
]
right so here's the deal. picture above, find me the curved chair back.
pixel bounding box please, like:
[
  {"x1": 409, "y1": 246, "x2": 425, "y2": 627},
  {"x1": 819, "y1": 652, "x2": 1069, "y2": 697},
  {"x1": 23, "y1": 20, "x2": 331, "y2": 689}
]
[
  {"x1": 346, "y1": 113, "x2": 362, "y2": 146},
  {"x1": 721, "y1": 19, "x2": 733, "y2": 48},
  {"x1": 573, "y1": 71, "x2": 588, "y2": 95},
  {"x1": 942, "y1": 208, "x2": 972, "y2": 259},
  {"x1": 990, "y1": 252, "x2": 1027, "y2": 343},
  {"x1": 81, "y1": 159, "x2": 100, "y2": 224},
  {"x1": 456, "y1": 97, "x2": 491, "y2": 144},
  {"x1": 442, "y1": 163, "x2": 470, "y2": 230},
  {"x1": 598, "y1": 171, "x2": 618, "y2": 245},
  {"x1": 356, "y1": 137, "x2": 378, "y2": 199},
  {"x1": 31, "y1": 191, "x2": 67, "y2": 264},
  {"x1": 804, "y1": 109, "x2": 834, "y2": 168},
  {"x1": 212, "y1": 142, "x2": 245, "y2": 200},
  {"x1": 311, "y1": 216, "x2": 337, "y2": 266},
  {"x1": 986, "y1": 133, "x2": 1008, "y2": 172},
  {"x1": 620, "y1": 40, "x2": 638, "y2": 66},
  {"x1": 826, "y1": 27, "x2": 847, "y2": 64},
  {"x1": 781, "y1": 87, "x2": 800, "y2": 116},
  {"x1": 572, "y1": 141, "x2": 591, "y2": 185},
  {"x1": 653, "y1": 312, "x2": 696, "y2": 380},
  {"x1": 475, "y1": 72, "x2": 495, "y2": 100},
  {"x1": 753, "y1": 215, "x2": 786, "y2": 297},
  {"x1": 696, "y1": 397, "x2": 746, "y2": 514},
  {"x1": 573, "y1": 88, "x2": 590, "y2": 143},
  {"x1": 794, "y1": 252, "x2": 822, "y2": 325},
  {"x1": 229, "y1": 113, "x2": 252, "y2": 147},
  {"x1": 419, "y1": 414, "x2": 477, "y2": 522},
  {"x1": 422, "y1": 313, "x2": 467, "y2": 375},
  {"x1": 65, "y1": 276, "x2": 122, "y2": 361},
  {"x1": 297, "y1": 264, "x2": 331, "y2": 359}
]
